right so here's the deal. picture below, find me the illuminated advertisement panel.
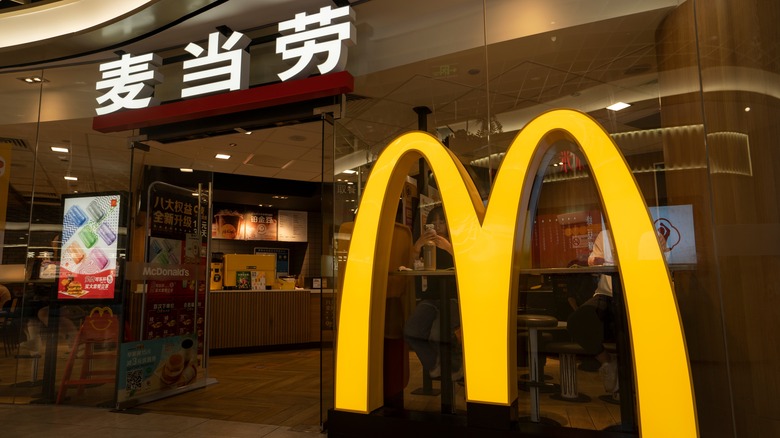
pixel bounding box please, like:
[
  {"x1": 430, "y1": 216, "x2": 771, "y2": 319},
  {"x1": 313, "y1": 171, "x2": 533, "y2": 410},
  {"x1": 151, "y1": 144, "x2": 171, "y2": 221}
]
[{"x1": 58, "y1": 192, "x2": 122, "y2": 299}]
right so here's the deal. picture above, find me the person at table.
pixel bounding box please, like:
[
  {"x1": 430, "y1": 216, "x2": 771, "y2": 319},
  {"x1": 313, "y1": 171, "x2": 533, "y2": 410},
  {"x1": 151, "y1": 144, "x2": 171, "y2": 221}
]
[
  {"x1": 567, "y1": 230, "x2": 619, "y2": 399},
  {"x1": 403, "y1": 205, "x2": 463, "y2": 381},
  {"x1": 568, "y1": 229, "x2": 668, "y2": 399},
  {"x1": 0, "y1": 284, "x2": 10, "y2": 310}
]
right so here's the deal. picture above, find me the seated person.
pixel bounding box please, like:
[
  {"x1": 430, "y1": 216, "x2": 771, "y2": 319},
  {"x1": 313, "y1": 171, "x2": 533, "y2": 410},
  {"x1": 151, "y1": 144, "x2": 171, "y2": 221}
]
[
  {"x1": 568, "y1": 229, "x2": 669, "y2": 399},
  {"x1": 0, "y1": 284, "x2": 10, "y2": 310},
  {"x1": 567, "y1": 230, "x2": 619, "y2": 397},
  {"x1": 403, "y1": 205, "x2": 463, "y2": 381}
]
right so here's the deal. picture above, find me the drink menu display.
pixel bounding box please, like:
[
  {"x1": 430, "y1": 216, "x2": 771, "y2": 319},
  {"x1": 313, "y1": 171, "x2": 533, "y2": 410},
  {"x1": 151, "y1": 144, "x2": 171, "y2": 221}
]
[{"x1": 58, "y1": 193, "x2": 121, "y2": 299}]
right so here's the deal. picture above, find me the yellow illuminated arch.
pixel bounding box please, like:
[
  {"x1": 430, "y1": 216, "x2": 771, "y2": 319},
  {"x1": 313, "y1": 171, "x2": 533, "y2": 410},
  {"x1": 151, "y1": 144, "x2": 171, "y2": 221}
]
[{"x1": 335, "y1": 109, "x2": 697, "y2": 437}]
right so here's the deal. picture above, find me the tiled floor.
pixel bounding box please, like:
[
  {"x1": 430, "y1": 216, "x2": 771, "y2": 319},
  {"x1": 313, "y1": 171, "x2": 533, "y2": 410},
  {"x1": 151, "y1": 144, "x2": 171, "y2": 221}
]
[{"x1": 0, "y1": 403, "x2": 324, "y2": 438}]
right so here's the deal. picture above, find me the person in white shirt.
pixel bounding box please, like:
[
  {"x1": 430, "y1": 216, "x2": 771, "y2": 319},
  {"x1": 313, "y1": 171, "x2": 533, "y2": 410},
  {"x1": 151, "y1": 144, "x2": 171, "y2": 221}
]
[
  {"x1": 568, "y1": 229, "x2": 669, "y2": 399},
  {"x1": 568, "y1": 230, "x2": 619, "y2": 397}
]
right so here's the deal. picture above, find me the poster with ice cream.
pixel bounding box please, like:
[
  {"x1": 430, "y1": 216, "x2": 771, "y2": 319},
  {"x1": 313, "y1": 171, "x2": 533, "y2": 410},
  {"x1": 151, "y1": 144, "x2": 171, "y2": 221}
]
[{"x1": 58, "y1": 193, "x2": 121, "y2": 299}]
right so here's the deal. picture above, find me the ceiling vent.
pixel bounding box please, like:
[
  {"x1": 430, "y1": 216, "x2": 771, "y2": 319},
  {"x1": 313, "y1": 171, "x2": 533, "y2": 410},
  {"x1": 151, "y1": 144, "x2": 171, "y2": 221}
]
[{"x1": 0, "y1": 137, "x2": 29, "y2": 150}]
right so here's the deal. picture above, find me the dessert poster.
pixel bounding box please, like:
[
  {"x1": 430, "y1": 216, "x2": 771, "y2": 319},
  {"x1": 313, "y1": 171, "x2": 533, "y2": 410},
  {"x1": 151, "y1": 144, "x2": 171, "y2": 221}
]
[{"x1": 58, "y1": 194, "x2": 121, "y2": 299}]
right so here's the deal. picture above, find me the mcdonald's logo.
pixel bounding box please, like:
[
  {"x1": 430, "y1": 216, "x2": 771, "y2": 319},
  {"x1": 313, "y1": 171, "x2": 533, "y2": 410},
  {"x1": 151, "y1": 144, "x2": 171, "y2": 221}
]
[{"x1": 335, "y1": 109, "x2": 698, "y2": 437}]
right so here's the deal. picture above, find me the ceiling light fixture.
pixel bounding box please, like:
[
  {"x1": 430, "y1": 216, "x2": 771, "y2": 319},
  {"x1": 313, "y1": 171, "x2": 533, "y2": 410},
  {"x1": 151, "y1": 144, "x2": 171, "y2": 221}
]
[
  {"x1": 18, "y1": 76, "x2": 49, "y2": 84},
  {"x1": 180, "y1": 168, "x2": 193, "y2": 172},
  {"x1": 51, "y1": 146, "x2": 69, "y2": 153},
  {"x1": 606, "y1": 102, "x2": 631, "y2": 111},
  {"x1": 215, "y1": 154, "x2": 231, "y2": 160},
  {"x1": 342, "y1": 169, "x2": 357, "y2": 174},
  {"x1": 64, "y1": 176, "x2": 78, "y2": 181}
]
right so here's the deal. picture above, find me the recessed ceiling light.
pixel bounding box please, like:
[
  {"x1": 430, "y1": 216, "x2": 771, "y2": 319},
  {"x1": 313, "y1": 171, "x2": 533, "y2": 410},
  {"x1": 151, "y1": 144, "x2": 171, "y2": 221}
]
[
  {"x1": 606, "y1": 102, "x2": 631, "y2": 111},
  {"x1": 215, "y1": 154, "x2": 231, "y2": 160},
  {"x1": 64, "y1": 176, "x2": 78, "y2": 181},
  {"x1": 17, "y1": 76, "x2": 49, "y2": 84},
  {"x1": 180, "y1": 168, "x2": 193, "y2": 172},
  {"x1": 744, "y1": 107, "x2": 751, "y2": 112},
  {"x1": 51, "y1": 146, "x2": 69, "y2": 153},
  {"x1": 342, "y1": 169, "x2": 357, "y2": 174}
]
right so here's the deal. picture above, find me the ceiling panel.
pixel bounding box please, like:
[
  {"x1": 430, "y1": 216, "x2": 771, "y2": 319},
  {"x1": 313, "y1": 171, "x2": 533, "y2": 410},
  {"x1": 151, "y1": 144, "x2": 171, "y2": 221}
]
[{"x1": 0, "y1": 1, "x2": 675, "y2": 206}]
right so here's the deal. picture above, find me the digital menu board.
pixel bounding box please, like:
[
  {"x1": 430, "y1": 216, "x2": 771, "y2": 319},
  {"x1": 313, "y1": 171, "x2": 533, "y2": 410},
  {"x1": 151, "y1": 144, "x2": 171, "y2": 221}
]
[{"x1": 58, "y1": 193, "x2": 122, "y2": 299}]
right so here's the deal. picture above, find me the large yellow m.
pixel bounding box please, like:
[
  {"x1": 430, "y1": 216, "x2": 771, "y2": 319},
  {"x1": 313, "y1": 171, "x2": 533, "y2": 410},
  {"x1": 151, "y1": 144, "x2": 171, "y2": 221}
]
[{"x1": 335, "y1": 109, "x2": 697, "y2": 437}]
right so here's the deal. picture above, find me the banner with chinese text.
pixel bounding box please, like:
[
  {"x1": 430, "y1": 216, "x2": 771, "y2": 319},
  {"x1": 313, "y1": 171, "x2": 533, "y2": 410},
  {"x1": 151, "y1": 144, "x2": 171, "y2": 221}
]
[
  {"x1": 212, "y1": 203, "x2": 279, "y2": 241},
  {"x1": 117, "y1": 334, "x2": 205, "y2": 405}
]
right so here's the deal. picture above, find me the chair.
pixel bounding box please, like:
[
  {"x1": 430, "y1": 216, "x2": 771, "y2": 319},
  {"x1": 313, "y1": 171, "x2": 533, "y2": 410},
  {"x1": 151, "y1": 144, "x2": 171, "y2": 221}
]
[
  {"x1": 56, "y1": 307, "x2": 119, "y2": 403},
  {"x1": 517, "y1": 313, "x2": 558, "y2": 423},
  {"x1": 1, "y1": 298, "x2": 21, "y2": 357}
]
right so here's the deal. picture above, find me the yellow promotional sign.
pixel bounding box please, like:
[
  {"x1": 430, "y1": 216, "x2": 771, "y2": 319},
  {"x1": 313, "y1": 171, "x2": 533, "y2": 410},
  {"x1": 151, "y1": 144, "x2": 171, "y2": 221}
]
[{"x1": 334, "y1": 109, "x2": 697, "y2": 437}]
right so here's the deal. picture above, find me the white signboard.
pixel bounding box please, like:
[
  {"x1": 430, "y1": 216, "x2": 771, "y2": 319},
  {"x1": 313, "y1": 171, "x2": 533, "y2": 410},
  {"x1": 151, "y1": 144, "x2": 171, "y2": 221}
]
[{"x1": 277, "y1": 210, "x2": 308, "y2": 242}]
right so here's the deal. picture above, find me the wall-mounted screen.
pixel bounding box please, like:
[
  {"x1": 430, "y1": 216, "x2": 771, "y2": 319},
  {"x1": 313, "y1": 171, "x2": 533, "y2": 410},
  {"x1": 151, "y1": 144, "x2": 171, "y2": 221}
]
[{"x1": 58, "y1": 192, "x2": 122, "y2": 300}]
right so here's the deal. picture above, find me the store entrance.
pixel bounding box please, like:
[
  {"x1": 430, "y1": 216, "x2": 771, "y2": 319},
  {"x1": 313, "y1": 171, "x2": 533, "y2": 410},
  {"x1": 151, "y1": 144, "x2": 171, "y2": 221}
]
[{"x1": 122, "y1": 113, "x2": 351, "y2": 431}]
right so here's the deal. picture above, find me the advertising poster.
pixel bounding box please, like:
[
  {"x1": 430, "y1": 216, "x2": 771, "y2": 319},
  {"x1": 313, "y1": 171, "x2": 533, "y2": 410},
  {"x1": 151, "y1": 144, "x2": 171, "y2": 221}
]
[
  {"x1": 531, "y1": 205, "x2": 697, "y2": 267},
  {"x1": 149, "y1": 189, "x2": 202, "y2": 237},
  {"x1": 58, "y1": 193, "x2": 121, "y2": 299},
  {"x1": 532, "y1": 209, "x2": 603, "y2": 268},
  {"x1": 212, "y1": 203, "x2": 279, "y2": 241},
  {"x1": 117, "y1": 334, "x2": 200, "y2": 404},
  {"x1": 649, "y1": 204, "x2": 697, "y2": 264}
]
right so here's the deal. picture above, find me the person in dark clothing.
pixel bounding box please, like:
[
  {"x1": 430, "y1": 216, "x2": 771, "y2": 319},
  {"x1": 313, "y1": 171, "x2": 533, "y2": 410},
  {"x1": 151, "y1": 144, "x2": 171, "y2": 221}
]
[{"x1": 403, "y1": 206, "x2": 462, "y2": 381}]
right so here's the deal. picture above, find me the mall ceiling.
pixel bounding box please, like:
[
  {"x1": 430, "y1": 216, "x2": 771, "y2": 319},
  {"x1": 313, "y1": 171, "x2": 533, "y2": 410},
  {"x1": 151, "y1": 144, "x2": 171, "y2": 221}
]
[{"x1": 0, "y1": 0, "x2": 679, "y2": 206}]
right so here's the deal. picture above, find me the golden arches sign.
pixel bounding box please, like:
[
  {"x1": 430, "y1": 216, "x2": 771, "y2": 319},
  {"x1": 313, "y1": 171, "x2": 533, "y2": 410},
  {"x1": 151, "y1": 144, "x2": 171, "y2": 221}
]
[{"x1": 334, "y1": 109, "x2": 698, "y2": 437}]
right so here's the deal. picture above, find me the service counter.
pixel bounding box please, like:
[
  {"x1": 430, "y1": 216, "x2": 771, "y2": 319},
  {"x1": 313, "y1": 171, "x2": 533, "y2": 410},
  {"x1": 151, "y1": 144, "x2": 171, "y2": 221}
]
[
  {"x1": 128, "y1": 288, "x2": 333, "y2": 351},
  {"x1": 208, "y1": 289, "x2": 332, "y2": 350}
]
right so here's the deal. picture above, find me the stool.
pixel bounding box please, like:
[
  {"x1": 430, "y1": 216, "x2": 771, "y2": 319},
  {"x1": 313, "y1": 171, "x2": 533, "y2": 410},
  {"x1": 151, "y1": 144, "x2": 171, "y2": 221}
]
[
  {"x1": 518, "y1": 331, "x2": 558, "y2": 393},
  {"x1": 517, "y1": 314, "x2": 558, "y2": 423},
  {"x1": 545, "y1": 342, "x2": 591, "y2": 402}
]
